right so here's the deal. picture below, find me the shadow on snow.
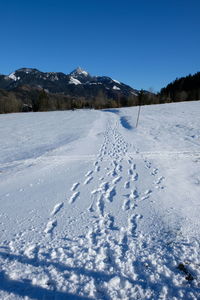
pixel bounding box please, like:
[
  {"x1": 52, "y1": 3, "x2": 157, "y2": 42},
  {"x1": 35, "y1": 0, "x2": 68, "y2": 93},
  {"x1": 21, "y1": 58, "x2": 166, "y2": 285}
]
[{"x1": 103, "y1": 109, "x2": 133, "y2": 130}]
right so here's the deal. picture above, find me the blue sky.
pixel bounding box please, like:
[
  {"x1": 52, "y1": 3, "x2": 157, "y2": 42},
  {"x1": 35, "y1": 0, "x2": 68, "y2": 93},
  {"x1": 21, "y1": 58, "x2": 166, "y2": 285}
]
[{"x1": 0, "y1": 0, "x2": 200, "y2": 91}]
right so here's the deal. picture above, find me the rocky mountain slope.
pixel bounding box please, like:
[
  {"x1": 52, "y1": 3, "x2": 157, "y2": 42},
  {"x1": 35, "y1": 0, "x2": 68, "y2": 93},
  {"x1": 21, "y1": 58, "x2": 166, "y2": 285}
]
[
  {"x1": 0, "y1": 67, "x2": 140, "y2": 113},
  {"x1": 0, "y1": 67, "x2": 138, "y2": 98}
]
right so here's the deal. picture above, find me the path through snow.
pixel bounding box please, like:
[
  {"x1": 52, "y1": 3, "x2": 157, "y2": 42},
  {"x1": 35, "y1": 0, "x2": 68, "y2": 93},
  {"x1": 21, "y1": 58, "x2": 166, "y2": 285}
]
[{"x1": 0, "y1": 102, "x2": 200, "y2": 299}]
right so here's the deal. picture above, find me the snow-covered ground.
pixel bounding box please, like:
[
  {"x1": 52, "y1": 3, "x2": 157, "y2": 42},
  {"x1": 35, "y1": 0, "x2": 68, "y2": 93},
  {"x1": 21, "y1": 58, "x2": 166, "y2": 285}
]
[{"x1": 0, "y1": 101, "x2": 200, "y2": 299}]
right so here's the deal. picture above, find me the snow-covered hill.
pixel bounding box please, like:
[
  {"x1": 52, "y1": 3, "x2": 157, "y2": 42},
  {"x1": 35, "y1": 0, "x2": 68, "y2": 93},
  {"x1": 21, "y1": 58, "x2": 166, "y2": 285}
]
[{"x1": 0, "y1": 101, "x2": 200, "y2": 299}]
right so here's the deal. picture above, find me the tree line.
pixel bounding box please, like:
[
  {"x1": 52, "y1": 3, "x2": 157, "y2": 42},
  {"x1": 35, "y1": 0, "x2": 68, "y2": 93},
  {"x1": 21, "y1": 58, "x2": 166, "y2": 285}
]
[
  {"x1": 0, "y1": 88, "x2": 140, "y2": 114},
  {"x1": 159, "y1": 72, "x2": 200, "y2": 102}
]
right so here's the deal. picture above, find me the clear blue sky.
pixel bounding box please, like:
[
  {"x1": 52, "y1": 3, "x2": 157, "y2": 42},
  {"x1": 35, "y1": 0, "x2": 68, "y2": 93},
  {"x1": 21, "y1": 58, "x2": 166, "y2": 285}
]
[{"x1": 0, "y1": 0, "x2": 200, "y2": 91}]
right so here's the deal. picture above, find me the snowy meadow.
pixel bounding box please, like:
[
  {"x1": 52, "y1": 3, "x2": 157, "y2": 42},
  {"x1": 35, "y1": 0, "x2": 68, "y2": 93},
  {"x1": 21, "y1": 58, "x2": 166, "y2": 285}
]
[{"x1": 0, "y1": 101, "x2": 200, "y2": 299}]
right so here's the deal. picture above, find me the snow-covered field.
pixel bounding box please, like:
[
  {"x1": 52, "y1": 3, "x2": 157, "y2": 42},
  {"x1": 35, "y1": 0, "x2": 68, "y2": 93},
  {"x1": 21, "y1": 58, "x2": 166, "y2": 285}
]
[{"x1": 0, "y1": 101, "x2": 200, "y2": 299}]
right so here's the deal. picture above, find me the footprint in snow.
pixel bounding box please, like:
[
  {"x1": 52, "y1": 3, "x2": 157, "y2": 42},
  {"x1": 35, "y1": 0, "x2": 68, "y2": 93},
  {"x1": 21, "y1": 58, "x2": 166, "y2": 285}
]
[
  {"x1": 131, "y1": 163, "x2": 136, "y2": 170},
  {"x1": 105, "y1": 186, "x2": 116, "y2": 202},
  {"x1": 122, "y1": 199, "x2": 131, "y2": 211},
  {"x1": 154, "y1": 176, "x2": 164, "y2": 185},
  {"x1": 144, "y1": 189, "x2": 152, "y2": 195},
  {"x1": 112, "y1": 176, "x2": 122, "y2": 184},
  {"x1": 130, "y1": 189, "x2": 139, "y2": 199},
  {"x1": 124, "y1": 189, "x2": 138, "y2": 201},
  {"x1": 96, "y1": 195, "x2": 105, "y2": 216},
  {"x1": 128, "y1": 214, "x2": 143, "y2": 236},
  {"x1": 127, "y1": 159, "x2": 133, "y2": 165},
  {"x1": 141, "y1": 189, "x2": 152, "y2": 200},
  {"x1": 69, "y1": 191, "x2": 80, "y2": 204},
  {"x1": 88, "y1": 202, "x2": 95, "y2": 212},
  {"x1": 71, "y1": 182, "x2": 80, "y2": 191},
  {"x1": 124, "y1": 181, "x2": 130, "y2": 189},
  {"x1": 108, "y1": 169, "x2": 118, "y2": 177},
  {"x1": 44, "y1": 219, "x2": 57, "y2": 235},
  {"x1": 91, "y1": 181, "x2": 109, "y2": 195},
  {"x1": 85, "y1": 170, "x2": 93, "y2": 177},
  {"x1": 84, "y1": 176, "x2": 93, "y2": 185},
  {"x1": 116, "y1": 164, "x2": 122, "y2": 172},
  {"x1": 151, "y1": 168, "x2": 158, "y2": 176},
  {"x1": 95, "y1": 165, "x2": 100, "y2": 172},
  {"x1": 145, "y1": 160, "x2": 151, "y2": 169},
  {"x1": 128, "y1": 169, "x2": 133, "y2": 175},
  {"x1": 131, "y1": 173, "x2": 138, "y2": 181},
  {"x1": 106, "y1": 214, "x2": 118, "y2": 230},
  {"x1": 51, "y1": 202, "x2": 64, "y2": 216},
  {"x1": 24, "y1": 244, "x2": 38, "y2": 259}
]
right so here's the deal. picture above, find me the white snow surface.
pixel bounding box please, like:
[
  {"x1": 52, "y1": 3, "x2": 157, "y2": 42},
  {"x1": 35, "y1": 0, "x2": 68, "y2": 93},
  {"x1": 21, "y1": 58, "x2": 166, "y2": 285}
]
[
  {"x1": 113, "y1": 79, "x2": 121, "y2": 85},
  {"x1": 71, "y1": 67, "x2": 89, "y2": 77},
  {"x1": 113, "y1": 85, "x2": 121, "y2": 90},
  {"x1": 8, "y1": 72, "x2": 20, "y2": 81},
  {"x1": 0, "y1": 101, "x2": 200, "y2": 299},
  {"x1": 69, "y1": 76, "x2": 82, "y2": 85}
]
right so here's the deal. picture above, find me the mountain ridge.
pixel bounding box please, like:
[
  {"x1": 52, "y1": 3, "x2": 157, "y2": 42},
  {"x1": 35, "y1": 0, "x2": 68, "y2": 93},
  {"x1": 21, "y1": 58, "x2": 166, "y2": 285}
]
[
  {"x1": 0, "y1": 67, "x2": 141, "y2": 113},
  {"x1": 0, "y1": 67, "x2": 138, "y2": 97}
]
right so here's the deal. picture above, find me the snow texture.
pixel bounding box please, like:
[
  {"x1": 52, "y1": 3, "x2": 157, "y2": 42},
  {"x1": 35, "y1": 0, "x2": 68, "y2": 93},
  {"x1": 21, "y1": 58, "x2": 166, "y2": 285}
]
[
  {"x1": 69, "y1": 76, "x2": 82, "y2": 85},
  {"x1": 113, "y1": 85, "x2": 121, "y2": 90},
  {"x1": 70, "y1": 67, "x2": 88, "y2": 77},
  {"x1": 8, "y1": 72, "x2": 20, "y2": 81},
  {"x1": 113, "y1": 79, "x2": 121, "y2": 84},
  {"x1": 0, "y1": 101, "x2": 200, "y2": 299}
]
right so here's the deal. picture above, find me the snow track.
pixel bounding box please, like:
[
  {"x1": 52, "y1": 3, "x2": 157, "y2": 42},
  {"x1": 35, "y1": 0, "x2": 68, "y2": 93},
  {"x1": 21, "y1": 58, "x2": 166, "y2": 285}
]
[{"x1": 0, "y1": 103, "x2": 200, "y2": 299}]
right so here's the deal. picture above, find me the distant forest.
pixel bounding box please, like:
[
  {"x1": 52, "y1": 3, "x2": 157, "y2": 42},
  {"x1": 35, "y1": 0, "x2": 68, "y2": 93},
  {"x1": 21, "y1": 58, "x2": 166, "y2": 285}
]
[
  {"x1": 160, "y1": 72, "x2": 200, "y2": 102},
  {"x1": 0, "y1": 72, "x2": 200, "y2": 114},
  {"x1": 0, "y1": 87, "x2": 139, "y2": 113}
]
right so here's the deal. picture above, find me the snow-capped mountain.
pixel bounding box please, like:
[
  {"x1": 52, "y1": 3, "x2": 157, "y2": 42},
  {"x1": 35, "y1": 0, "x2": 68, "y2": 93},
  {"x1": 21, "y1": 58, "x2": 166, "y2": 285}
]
[
  {"x1": 0, "y1": 67, "x2": 138, "y2": 97},
  {"x1": 70, "y1": 67, "x2": 89, "y2": 78}
]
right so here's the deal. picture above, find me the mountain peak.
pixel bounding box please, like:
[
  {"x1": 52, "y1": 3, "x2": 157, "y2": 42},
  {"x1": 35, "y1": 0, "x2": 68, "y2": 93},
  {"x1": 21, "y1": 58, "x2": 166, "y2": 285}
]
[
  {"x1": 16, "y1": 68, "x2": 40, "y2": 73},
  {"x1": 70, "y1": 67, "x2": 89, "y2": 77},
  {"x1": 0, "y1": 67, "x2": 137, "y2": 101}
]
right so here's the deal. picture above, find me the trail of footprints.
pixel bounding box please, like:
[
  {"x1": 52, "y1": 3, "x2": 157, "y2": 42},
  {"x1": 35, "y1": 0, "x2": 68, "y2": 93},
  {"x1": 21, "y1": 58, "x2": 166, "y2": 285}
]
[
  {"x1": 8, "y1": 119, "x2": 194, "y2": 299},
  {"x1": 23, "y1": 118, "x2": 180, "y2": 299},
  {"x1": 44, "y1": 163, "x2": 98, "y2": 236},
  {"x1": 82, "y1": 150, "x2": 165, "y2": 277},
  {"x1": 44, "y1": 120, "x2": 165, "y2": 239}
]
